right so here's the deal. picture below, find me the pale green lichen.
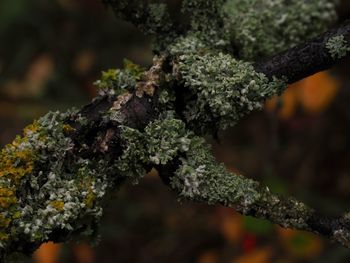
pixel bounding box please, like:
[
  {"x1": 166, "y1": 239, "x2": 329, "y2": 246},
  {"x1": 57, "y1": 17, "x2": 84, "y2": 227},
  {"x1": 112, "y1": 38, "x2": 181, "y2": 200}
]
[
  {"x1": 116, "y1": 112, "x2": 192, "y2": 182},
  {"x1": 326, "y1": 35, "x2": 350, "y2": 59},
  {"x1": 171, "y1": 135, "x2": 261, "y2": 207},
  {"x1": 94, "y1": 60, "x2": 144, "y2": 95},
  {"x1": 0, "y1": 110, "x2": 116, "y2": 255},
  {"x1": 222, "y1": 0, "x2": 338, "y2": 60},
  {"x1": 170, "y1": 37, "x2": 287, "y2": 132},
  {"x1": 170, "y1": 134, "x2": 313, "y2": 230},
  {"x1": 181, "y1": 0, "x2": 225, "y2": 32}
]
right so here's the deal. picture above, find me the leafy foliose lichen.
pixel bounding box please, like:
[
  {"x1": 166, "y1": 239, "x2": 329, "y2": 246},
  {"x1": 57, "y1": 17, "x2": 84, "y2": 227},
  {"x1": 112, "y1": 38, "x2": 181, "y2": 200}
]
[
  {"x1": 181, "y1": 0, "x2": 225, "y2": 32},
  {"x1": 94, "y1": 60, "x2": 145, "y2": 95},
  {"x1": 170, "y1": 135, "x2": 261, "y2": 206},
  {"x1": 326, "y1": 35, "x2": 350, "y2": 59},
  {"x1": 222, "y1": 0, "x2": 338, "y2": 60},
  {"x1": 116, "y1": 112, "x2": 193, "y2": 182},
  {"x1": 170, "y1": 38, "x2": 287, "y2": 132},
  {"x1": 0, "y1": 110, "x2": 115, "y2": 256}
]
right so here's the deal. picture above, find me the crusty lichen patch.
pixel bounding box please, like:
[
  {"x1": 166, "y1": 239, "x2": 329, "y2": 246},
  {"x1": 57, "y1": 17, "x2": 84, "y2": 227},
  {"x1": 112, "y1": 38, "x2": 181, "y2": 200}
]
[{"x1": 326, "y1": 35, "x2": 350, "y2": 59}]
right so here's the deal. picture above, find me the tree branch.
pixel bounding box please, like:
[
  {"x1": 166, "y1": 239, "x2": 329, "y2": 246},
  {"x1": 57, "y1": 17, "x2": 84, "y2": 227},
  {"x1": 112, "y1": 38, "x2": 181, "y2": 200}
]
[
  {"x1": 255, "y1": 20, "x2": 350, "y2": 83},
  {"x1": 157, "y1": 140, "x2": 350, "y2": 248},
  {"x1": 1, "y1": 2, "x2": 350, "y2": 261}
]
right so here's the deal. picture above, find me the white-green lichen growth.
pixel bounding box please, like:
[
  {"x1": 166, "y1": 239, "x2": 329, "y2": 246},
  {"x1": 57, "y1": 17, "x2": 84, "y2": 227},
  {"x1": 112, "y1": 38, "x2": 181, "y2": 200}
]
[
  {"x1": 0, "y1": 111, "x2": 114, "y2": 255},
  {"x1": 116, "y1": 112, "x2": 193, "y2": 183},
  {"x1": 222, "y1": 0, "x2": 338, "y2": 60},
  {"x1": 171, "y1": 136, "x2": 261, "y2": 207},
  {"x1": 326, "y1": 35, "x2": 350, "y2": 59},
  {"x1": 170, "y1": 38, "x2": 287, "y2": 132},
  {"x1": 94, "y1": 60, "x2": 144, "y2": 96}
]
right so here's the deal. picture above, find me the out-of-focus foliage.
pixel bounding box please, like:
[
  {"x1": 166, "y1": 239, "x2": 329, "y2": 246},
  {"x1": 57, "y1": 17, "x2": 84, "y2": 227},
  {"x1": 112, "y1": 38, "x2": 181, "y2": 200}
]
[{"x1": 1, "y1": 0, "x2": 350, "y2": 262}]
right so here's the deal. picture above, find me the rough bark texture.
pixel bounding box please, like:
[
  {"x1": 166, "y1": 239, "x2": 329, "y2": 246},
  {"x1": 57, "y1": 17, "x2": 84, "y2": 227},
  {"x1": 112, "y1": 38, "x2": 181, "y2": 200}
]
[{"x1": 255, "y1": 19, "x2": 350, "y2": 83}]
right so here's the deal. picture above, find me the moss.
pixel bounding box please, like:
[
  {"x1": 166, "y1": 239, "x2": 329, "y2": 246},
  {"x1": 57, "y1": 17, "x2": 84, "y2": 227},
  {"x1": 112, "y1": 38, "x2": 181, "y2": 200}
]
[
  {"x1": 222, "y1": 0, "x2": 337, "y2": 60},
  {"x1": 326, "y1": 35, "x2": 350, "y2": 59}
]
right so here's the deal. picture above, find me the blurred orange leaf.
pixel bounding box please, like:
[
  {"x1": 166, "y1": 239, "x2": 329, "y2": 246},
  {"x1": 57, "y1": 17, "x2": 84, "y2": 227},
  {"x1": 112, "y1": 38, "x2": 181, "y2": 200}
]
[
  {"x1": 197, "y1": 250, "x2": 219, "y2": 263},
  {"x1": 220, "y1": 211, "x2": 243, "y2": 245},
  {"x1": 266, "y1": 83, "x2": 299, "y2": 120},
  {"x1": 277, "y1": 227, "x2": 323, "y2": 260},
  {"x1": 73, "y1": 243, "x2": 95, "y2": 263},
  {"x1": 266, "y1": 71, "x2": 339, "y2": 118},
  {"x1": 299, "y1": 71, "x2": 339, "y2": 114},
  {"x1": 231, "y1": 247, "x2": 272, "y2": 263},
  {"x1": 33, "y1": 242, "x2": 62, "y2": 263}
]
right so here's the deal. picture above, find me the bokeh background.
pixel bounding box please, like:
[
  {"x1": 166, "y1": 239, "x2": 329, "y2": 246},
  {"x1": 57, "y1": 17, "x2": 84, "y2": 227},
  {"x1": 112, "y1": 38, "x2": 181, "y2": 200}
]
[{"x1": 1, "y1": 0, "x2": 350, "y2": 262}]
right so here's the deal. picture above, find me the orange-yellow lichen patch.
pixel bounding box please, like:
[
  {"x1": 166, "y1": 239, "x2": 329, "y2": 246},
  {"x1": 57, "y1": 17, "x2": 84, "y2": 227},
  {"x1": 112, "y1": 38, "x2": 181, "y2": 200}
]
[
  {"x1": 0, "y1": 214, "x2": 11, "y2": 228},
  {"x1": 50, "y1": 201, "x2": 65, "y2": 212},
  {"x1": 0, "y1": 188, "x2": 17, "y2": 209},
  {"x1": 84, "y1": 190, "x2": 96, "y2": 209},
  {"x1": 23, "y1": 120, "x2": 40, "y2": 136},
  {"x1": 79, "y1": 177, "x2": 96, "y2": 209},
  {"x1": 0, "y1": 232, "x2": 9, "y2": 241},
  {"x1": 63, "y1": 124, "x2": 75, "y2": 133},
  {"x1": 0, "y1": 122, "x2": 41, "y2": 185},
  {"x1": 0, "y1": 145, "x2": 34, "y2": 184}
]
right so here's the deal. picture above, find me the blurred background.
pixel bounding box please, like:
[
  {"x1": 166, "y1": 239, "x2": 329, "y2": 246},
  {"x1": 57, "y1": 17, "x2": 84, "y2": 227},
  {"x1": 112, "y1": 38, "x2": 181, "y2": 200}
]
[{"x1": 1, "y1": 0, "x2": 350, "y2": 262}]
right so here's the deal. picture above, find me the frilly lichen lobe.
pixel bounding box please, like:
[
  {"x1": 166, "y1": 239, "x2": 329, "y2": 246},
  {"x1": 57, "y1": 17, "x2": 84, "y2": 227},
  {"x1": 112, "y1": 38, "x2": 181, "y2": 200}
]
[
  {"x1": 326, "y1": 35, "x2": 350, "y2": 59},
  {"x1": 222, "y1": 0, "x2": 338, "y2": 60},
  {"x1": 0, "y1": 110, "x2": 114, "y2": 257},
  {"x1": 169, "y1": 35, "x2": 287, "y2": 133}
]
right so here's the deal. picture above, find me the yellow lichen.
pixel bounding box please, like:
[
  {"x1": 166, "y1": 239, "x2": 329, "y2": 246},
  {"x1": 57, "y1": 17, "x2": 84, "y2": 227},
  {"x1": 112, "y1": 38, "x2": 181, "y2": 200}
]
[
  {"x1": 0, "y1": 146, "x2": 34, "y2": 185},
  {"x1": 0, "y1": 122, "x2": 41, "y2": 185},
  {"x1": 0, "y1": 214, "x2": 11, "y2": 228},
  {"x1": 0, "y1": 188, "x2": 17, "y2": 209},
  {"x1": 84, "y1": 189, "x2": 96, "y2": 209},
  {"x1": 63, "y1": 124, "x2": 75, "y2": 133},
  {"x1": 50, "y1": 200, "x2": 65, "y2": 212},
  {"x1": 23, "y1": 120, "x2": 40, "y2": 136},
  {"x1": 12, "y1": 211, "x2": 21, "y2": 219},
  {"x1": 0, "y1": 232, "x2": 9, "y2": 241}
]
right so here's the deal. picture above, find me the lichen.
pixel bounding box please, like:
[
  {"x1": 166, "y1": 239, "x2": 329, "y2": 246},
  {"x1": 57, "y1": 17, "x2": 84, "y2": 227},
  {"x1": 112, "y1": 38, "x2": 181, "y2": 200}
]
[
  {"x1": 94, "y1": 60, "x2": 144, "y2": 96},
  {"x1": 326, "y1": 35, "x2": 350, "y2": 59},
  {"x1": 170, "y1": 38, "x2": 287, "y2": 132},
  {"x1": 222, "y1": 0, "x2": 338, "y2": 60},
  {"x1": 170, "y1": 135, "x2": 261, "y2": 206},
  {"x1": 115, "y1": 112, "x2": 192, "y2": 182},
  {"x1": 181, "y1": 0, "x2": 225, "y2": 33},
  {"x1": 0, "y1": 110, "x2": 116, "y2": 254}
]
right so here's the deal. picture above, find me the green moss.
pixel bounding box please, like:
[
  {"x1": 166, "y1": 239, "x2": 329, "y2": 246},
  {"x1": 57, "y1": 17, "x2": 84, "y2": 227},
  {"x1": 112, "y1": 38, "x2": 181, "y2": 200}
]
[{"x1": 326, "y1": 35, "x2": 350, "y2": 59}]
